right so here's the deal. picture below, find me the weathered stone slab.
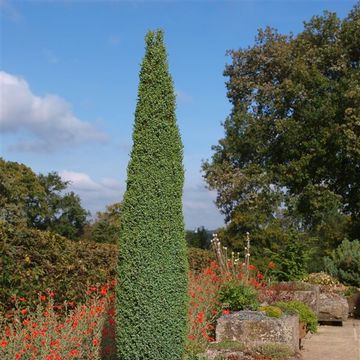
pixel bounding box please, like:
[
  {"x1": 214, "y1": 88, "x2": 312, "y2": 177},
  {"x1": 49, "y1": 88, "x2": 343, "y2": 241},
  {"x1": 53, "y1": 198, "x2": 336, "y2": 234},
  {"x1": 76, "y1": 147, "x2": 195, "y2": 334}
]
[
  {"x1": 318, "y1": 292, "x2": 349, "y2": 322},
  {"x1": 346, "y1": 291, "x2": 360, "y2": 318},
  {"x1": 266, "y1": 284, "x2": 320, "y2": 315},
  {"x1": 216, "y1": 310, "x2": 299, "y2": 352}
]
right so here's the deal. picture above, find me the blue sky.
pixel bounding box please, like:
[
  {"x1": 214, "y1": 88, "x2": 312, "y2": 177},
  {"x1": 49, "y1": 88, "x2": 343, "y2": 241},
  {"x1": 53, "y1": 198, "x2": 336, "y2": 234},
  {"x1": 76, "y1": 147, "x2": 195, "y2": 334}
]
[{"x1": 0, "y1": 0, "x2": 355, "y2": 230}]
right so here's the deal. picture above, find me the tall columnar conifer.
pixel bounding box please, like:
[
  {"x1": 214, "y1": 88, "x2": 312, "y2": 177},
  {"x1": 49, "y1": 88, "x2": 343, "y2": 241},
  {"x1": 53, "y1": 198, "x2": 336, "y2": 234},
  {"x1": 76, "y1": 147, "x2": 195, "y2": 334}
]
[{"x1": 116, "y1": 30, "x2": 188, "y2": 359}]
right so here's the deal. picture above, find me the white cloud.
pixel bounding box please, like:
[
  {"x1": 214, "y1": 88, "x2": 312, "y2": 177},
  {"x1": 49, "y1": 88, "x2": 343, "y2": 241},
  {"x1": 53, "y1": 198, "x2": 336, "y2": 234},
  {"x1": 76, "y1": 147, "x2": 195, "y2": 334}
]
[
  {"x1": 0, "y1": 71, "x2": 107, "y2": 152},
  {"x1": 59, "y1": 169, "x2": 223, "y2": 229},
  {"x1": 59, "y1": 170, "x2": 123, "y2": 216},
  {"x1": 60, "y1": 170, "x2": 102, "y2": 192}
]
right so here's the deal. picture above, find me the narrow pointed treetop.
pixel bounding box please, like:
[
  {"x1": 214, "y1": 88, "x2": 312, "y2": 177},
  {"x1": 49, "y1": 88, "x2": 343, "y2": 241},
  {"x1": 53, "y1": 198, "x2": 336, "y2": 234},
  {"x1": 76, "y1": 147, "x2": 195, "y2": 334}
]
[{"x1": 116, "y1": 29, "x2": 188, "y2": 360}]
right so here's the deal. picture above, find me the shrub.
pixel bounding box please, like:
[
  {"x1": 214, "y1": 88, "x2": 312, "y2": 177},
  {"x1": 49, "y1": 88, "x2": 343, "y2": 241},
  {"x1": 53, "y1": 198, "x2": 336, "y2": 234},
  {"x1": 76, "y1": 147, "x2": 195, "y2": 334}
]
[
  {"x1": 255, "y1": 343, "x2": 294, "y2": 359},
  {"x1": 258, "y1": 305, "x2": 283, "y2": 318},
  {"x1": 275, "y1": 300, "x2": 318, "y2": 333},
  {"x1": 302, "y1": 272, "x2": 340, "y2": 286},
  {"x1": 324, "y1": 239, "x2": 360, "y2": 287},
  {"x1": 218, "y1": 281, "x2": 259, "y2": 311},
  {"x1": 266, "y1": 240, "x2": 309, "y2": 282},
  {"x1": 0, "y1": 288, "x2": 112, "y2": 359},
  {"x1": 116, "y1": 30, "x2": 188, "y2": 360},
  {"x1": 188, "y1": 248, "x2": 216, "y2": 272},
  {"x1": 0, "y1": 222, "x2": 117, "y2": 314},
  {"x1": 208, "y1": 341, "x2": 245, "y2": 351}
]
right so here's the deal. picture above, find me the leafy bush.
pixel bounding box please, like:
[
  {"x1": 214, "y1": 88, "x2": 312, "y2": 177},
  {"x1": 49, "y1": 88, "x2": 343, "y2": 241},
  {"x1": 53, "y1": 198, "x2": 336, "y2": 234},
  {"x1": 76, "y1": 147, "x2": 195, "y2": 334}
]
[
  {"x1": 255, "y1": 343, "x2": 294, "y2": 359},
  {"x1": 0, "y1": 289, "x2": 112, "y2": 359},
  {"x1": 266, "y1": 240, "x2": 309, "y2": 282},
  {"x1": 208, "y1": 341, "x2": 245, "y2": 351},
  {"x1": 258, "y1": 305, "x2": 283, "y2": 318},
  {"x1": 188, "y1": 248, "x2": 216, "y2": 272},
  {"x1": 0, "y1": 222, "x2": 117, "y2": 314},
  {"x1": 218, "y1": 281, "x2": 259, "y2": 311},
  {"x1": 324, "y1": 239, "x2": 360, "y2": 287},
  {"x1": 303, "y1": 272, "x2": 340, "y2": 286},
  {"x1": 275, "y1": 300, "x2": 318, "y2": 333}
]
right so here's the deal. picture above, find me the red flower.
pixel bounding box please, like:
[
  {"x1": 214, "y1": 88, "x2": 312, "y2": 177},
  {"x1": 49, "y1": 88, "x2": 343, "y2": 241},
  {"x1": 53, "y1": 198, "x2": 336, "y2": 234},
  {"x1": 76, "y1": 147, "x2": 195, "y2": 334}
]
[
  {"x1": 15, "y1": 353, "x2": 22, "y2": 360},
  {"x1": 50, "y1": 340, "x2": 60, "y2": 348},
  {"x1": 257, "y1": 272, "x2": 264, "y2": 280},
  {"x1": 100, "y1": 287, "x2": 107, "y2": 296},
  {"x1": 69, "y1": 349, "x2": 79, "y2": 357},
  {"x1": 0, "y1": 339, "x2": 8, "y2": 348},
  {"x1": 196, "y1": 311, "x2": 205, "y2": 323},
  {"x1": 222, "y1": 309, "x2": 231, "y2": 315},
  {"x1": 20, "y1": 309, "x2": 27, "y2": 315},
  {"x1": 48, "y1": 291, "x2": 55, "y2": 298},
  {"x1": 19, "y1": 297, "x2": 26, "y2": 302},
  {"x1": 93, "y1": 338, "x2": 100, "y2": 346},
  {"x1": 40, "y1": 294, "x2": 46, "y2": 301},
  {"x1": 248, "y1": 264, "x2": 256, "y2": 271}
]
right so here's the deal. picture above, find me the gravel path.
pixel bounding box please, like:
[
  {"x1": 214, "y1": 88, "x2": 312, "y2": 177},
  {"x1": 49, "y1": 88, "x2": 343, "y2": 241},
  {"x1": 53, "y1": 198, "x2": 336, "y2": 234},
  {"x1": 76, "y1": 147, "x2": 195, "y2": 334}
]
[{"x1": 301, "y1": 319, "x2": 360, "y2": 360}]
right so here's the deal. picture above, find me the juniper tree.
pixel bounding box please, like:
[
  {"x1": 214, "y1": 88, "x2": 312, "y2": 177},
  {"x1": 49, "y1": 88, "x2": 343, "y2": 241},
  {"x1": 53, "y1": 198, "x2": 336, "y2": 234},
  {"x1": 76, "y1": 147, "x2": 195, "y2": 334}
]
[{"x1": 116, "y1": 30, "x2": 188, "y2": 360}]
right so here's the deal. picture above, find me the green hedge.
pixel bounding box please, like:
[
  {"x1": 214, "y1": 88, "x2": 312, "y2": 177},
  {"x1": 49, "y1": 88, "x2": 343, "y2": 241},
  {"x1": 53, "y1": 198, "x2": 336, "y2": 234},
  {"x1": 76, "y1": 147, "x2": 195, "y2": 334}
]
[
  {"x1": 187, "y1": 247, "x2": 215, "y2": 272},
  {"x1": 0, "y1": 222, "x2": 117, "y2": 313}
]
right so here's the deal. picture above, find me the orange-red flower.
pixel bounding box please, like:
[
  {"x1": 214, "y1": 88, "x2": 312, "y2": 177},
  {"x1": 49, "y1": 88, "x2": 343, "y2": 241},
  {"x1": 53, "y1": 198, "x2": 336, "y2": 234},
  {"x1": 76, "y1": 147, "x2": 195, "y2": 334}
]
[
  {"x1": 69, "y1": 349, "x2": 79, "y2": 357},
  {"x1": 0, "y1": 339, "x2": 8, "y2": 348},
  {"x1": 196, "y1": 311, "x2": 205, "y2": 323},
  {"x1": 100, "y1": 287, "x2": 107, "y2": 296}
]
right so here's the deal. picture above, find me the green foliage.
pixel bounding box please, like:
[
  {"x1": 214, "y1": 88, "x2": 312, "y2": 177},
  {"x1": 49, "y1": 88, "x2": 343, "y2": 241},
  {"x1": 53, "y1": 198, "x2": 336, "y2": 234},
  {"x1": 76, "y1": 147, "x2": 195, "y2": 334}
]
[
  {"x1": 186, "y1": 227, "x2": 211, "y2": 249},
  {"x1": 255, "y1": 343, "x2": 294, "y2": 359},
  {"x1": 302, "y1": 272, "x2": 339, "y2": 286},
  {"x1": 276, "y1": 300, "x2": 318, "y2": 333},
  {"x1": 0, "y1": 159, "x2": 89, "y2": 240},
  {"x1": 218, "y1": 281, "x2": 259, "y2": 311},
  {"x1": 0, "y1": 221, "x2": 116, "y2": 314},
  {"x1": 89, "y1": 202, "x2": 122, "y2": 244},
  {"x1": 208, "y1": 341, "x2": 245, "y2": 351},
  {"x1": 187, "y1": 247, "x2": 216, "y2": 272},
  {"x1": 116, "y1": 30, "x2": 188, "y2": 360},
  {"x1": 258, "y1": 305, "x2": 283, "y2": 318},
  {"x1": 202, "y1": 4, "x2": 360, "y2": 262},
  {"x1": 0, "y1": 158, "x2": 46, "y2": 227},
  {"x1": 266, "y1": 236, "x2": 310, "y2": 281},
  {"x1": 324, "y1": 239, "x2": 360, "y2": 287}
]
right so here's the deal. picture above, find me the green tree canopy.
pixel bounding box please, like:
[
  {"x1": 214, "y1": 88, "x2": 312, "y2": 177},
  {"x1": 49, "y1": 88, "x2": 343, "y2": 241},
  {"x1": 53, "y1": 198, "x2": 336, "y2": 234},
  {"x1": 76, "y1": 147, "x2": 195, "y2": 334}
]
[
  {"x1": 203, "y1": 4, "x2": 360, "y2": 258},
  {"x1": 0, "y1": 158, "x2": 89, "y2": 239},
  {"x1": 89, "y1": 202, "x2": 122, "y2": 244}
]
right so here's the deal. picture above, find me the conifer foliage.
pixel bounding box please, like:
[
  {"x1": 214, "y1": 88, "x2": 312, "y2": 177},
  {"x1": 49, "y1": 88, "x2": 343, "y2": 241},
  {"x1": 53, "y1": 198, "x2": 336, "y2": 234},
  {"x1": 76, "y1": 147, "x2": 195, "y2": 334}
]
[{"x1": 116, "y1": 30, "x2": 188, "y2": 359}]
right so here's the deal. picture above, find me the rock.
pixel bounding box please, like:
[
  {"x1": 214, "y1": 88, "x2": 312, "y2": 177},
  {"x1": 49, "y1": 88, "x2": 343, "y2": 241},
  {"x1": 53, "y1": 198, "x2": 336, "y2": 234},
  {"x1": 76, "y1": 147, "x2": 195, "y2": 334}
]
[
  {"x1": 261, "y1": 284, "x2": 320, "y2": 315},
  {"x1": 215, "y1": 310, "x2": 300, "y2": 352},
  {"x1": 346, "y1": 291, "x2": 360, "y2": 318},
  {"x1": 318, "y1": 292, "x2": 349, "y2": 322},
  {"x1": 204, "y1": 349, "x2": 253, "y2": 360}
]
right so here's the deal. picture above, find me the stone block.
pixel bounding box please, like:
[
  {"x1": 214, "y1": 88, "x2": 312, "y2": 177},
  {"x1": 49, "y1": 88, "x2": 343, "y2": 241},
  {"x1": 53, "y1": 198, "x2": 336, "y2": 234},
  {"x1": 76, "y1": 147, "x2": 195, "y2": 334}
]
[
  {"x1": 269, "y1": 285, "x2": 320, "y2": 315},
  {"x1": 318, "y1": 292, "x2": 349, "y2": 322},
  {"x1": 347, "y1": 291, "x2": 360, "y2": 318},
  {"x1": 215, "y1": 310, "x2": 299, "y2": 352}
]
